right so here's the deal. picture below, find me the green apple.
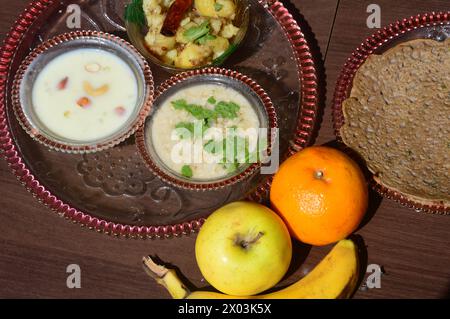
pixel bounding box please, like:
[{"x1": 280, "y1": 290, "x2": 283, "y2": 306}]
[{"x1": 195, "y1": 201, "x2": 292, "y2": 296}]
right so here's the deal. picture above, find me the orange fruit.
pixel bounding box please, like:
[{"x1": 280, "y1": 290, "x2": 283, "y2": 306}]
[{"x1": 270, "y1": 146, "x2": 368, "y2": 246}]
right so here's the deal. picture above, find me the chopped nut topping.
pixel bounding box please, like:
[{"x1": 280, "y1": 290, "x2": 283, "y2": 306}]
[
  {"x1": 57, "y1": 77, "x2": 69, "y2": 90},
  {"x1": 83, "y1": 81, "x2": 109, "y2": 97},
  {"x1": 77, "y1": 97, "x2": 91, "y2": 108},
  {"x1": 84, "y1": 63, "x2": 101, "y2": 73}
]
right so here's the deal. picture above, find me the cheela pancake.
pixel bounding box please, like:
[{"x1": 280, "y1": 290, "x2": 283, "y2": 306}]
[{"x1": 340, "y1": 38, "x2": 450, "y2": 207}]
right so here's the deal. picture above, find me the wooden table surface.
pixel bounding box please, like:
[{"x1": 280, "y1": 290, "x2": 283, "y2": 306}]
[{"x1": 0, "y1": 0, "x2": 449, "y2": 299}]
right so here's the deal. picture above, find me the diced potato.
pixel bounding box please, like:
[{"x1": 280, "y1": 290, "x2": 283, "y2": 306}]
[
  {"x1": 162, "y1": 0, "x2": 175, "y2": 8},
  {"x1": 216, "y1": 0, "x2": 236, "y2": 19},
  {"x1": 155, "y1": 34, "x2": 176, "y2": 49},
  {"x1": 193, "y1": 16, "x2": 208, "y2": 25},
  {"x1": 144, "y1": 31, "x2": 156, "y2": 45},
  {"x1": 146, "y1": 13, "x2": 165, "y2": 30},
  {"x1": 162, "y1": 49, "x2": 178, "y2": 65},
  {"x1": 166, "y1": 49, "x2": 178, "y2": 61},
  {"x1": 153, "y1": 5, "x2": 162, "y2": 15},
  {"x1": 145, "y1": 33, "x2": 176, "y2": 56},
  {"x1": 221, "y1": 23, "x2": 239, "y2": 39},
  {"x1": 210, "y1": 18, "x2": 222, "y2": 34},
  {"x1": 175, "y1": 43, "x2": 212, "y2": 68},
  {"x1": 195, "y1": 0, "x2": 236, "y2": 19},
  {"x1": 143, "y1": 0, "x2": 162, "y2": 15},
  {"x1": 180, "y1": 17, "x2": 191, "y2": 27},
  {"x1": 206, "y1": 36, "x2": 229, "y2": 58},
  {"x1": 176, "y1": 27, "x2": 189, "y2": 44},
  {"x1": 183, "y1": 22, "x2": 199, "y2": 30},
  {"x1": 195, "y1": 0, "x2": 218, "y2": 18}
]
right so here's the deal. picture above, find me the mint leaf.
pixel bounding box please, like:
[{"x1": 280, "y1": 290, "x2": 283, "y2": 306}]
[
  {"x1": 207, "y1": 96, "x2": 217, "y2": 104},
  {"x1": 181, "y1": 165, "x2": 193, "y2": 178},
  {"x1": 184, "y1": 22, "x2": 210, "y2": 42},
  {"x1": 214, "y1": 2, "x2": 224, "y2": 11},
  {"x1": 124, "y1": 0, "x2": 146, "y2": 28},
  {"x1": 214, "y1": 101, "x2": 240, "y2": 119}
]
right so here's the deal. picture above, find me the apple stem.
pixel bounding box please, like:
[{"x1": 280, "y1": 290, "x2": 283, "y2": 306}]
[{"x1": 238, "y1": 231, "x2": 264, "y2": 249}]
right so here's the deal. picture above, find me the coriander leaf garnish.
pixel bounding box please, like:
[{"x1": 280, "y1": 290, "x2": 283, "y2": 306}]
[
  {"x1": 171, "y1": 99, "x2": 188, "y2": 110},
  {"x1": 202, "y1": 118, "x2": 211, "y2": 135},
  {"x1": 204, "y1": 139, "x2": 218, "y2": 154},
  {"x1": 175, "y1": 122, "x2": 195, "y2": 139},
  {"x1": 214, "y1": 2, "x2": 224, "y2": 11},
  {"x1": 196, "y1": 34, "x2": 217, "y2": 45},
  {"x1": 212, "y1": 43, "x2": 238, "y2": 66},
  {"x1": 184, "y1": 21, "x2": 210, "y2": 42},
  {"x1": 181, "y1": 165, "x2": 193, "y2": 178},
  {"x1": 207, "y1": 96, "x2": 217, "y2": 104},
  {"x1": 171, "y1": 98, "x2": 241, "y2": 121},
  {"x1": 214, "y1": 101, "x2": 240, "y2": 119},
  {"x1": 124, "y1": 0, "x2": 146, "y2": 28},
  {"x1": 171, "y1": 99, "x2": 216, "y2": 120}
]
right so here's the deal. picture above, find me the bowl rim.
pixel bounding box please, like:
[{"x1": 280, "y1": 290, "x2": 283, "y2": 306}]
[
  {"x1": 135, "y1": 67, "x2": 278, "y2": 191},
  {"x1": 331, "y1": 11, "x2": 450, "y2": 215},
  {"x1": 11, "y1": 30, "x2": 155, "y2": 154}
]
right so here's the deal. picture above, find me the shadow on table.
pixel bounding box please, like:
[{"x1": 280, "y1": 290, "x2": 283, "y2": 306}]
[
  {"x1": 349, "y1": 234, "x2": 369, "y2": 297},
  {"x1": 445, "y1": 282, "x2": 450, "y2": 299},
  {"x1": 281, "y1": 0, "x2": 327, "y2": 146}
]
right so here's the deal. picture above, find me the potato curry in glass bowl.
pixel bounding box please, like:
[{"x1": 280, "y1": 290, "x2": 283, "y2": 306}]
[{"x1": 125, "y1": 0, "x2": 249, "y2": 71}]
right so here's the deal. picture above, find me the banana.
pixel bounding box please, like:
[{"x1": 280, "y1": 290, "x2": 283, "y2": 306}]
[{"x1": 143, "y1": 239, "x2": 360, "y2": 299}]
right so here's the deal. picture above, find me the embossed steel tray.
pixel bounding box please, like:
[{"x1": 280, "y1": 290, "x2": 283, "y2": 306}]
[{"x1": 0, "y1": 0, "x2": 318, "y2": 238}]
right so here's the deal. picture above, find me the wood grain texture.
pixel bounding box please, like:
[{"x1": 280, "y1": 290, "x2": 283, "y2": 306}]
[
  {"x1": 0, "y1": 0, "x2": 449, "y2": 299},
  {"x1": 320, "y1": 0, "x2": 450, "y2": 298}
]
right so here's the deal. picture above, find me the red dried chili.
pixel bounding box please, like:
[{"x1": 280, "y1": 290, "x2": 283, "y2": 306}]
[{"x1": 160, "y1": 0, "x2": 193, "y2": 37}]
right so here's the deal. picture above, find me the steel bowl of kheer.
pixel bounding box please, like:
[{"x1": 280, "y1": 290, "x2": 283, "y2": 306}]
[
  {"x1": 136, "y1": 67, "x2": 277, "y2": 191},
  {"x1": 12, "y1": 31, "x2": 154, "y2": 153}
]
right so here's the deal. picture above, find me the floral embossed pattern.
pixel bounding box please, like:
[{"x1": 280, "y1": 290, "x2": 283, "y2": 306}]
[{"x1": 77, "y1": 144, "x2": 155, "y2": 196}]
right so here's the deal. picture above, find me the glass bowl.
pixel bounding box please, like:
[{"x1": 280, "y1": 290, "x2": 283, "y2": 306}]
[
  {"x1": 135, "y1": 67, "x2": 278, "y2": 191},
  {"x1": 11, "y1": 30, "x2": 154, "y2": 154},
  {"x1": 125, "y1": 0, "x2": 250, "y2": 73}
]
